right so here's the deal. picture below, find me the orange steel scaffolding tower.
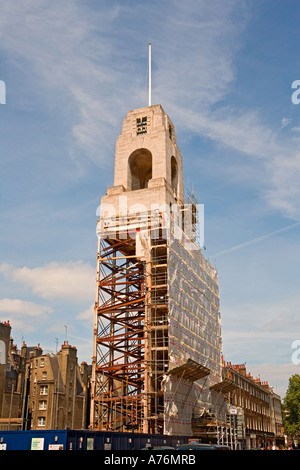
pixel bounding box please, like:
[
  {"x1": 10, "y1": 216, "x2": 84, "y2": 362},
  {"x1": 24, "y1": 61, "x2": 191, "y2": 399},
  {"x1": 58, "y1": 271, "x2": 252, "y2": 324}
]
[
  {"x1": 91, "y1": 233, "x2": 146, "y2": 432},
  {"x1": 90, "y1": 212, "x2": 170, "y2": 433}
]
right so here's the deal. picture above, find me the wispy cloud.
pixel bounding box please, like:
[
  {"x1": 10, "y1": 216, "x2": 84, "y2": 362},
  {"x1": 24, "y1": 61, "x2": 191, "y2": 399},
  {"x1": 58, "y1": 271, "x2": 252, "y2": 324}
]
[
  {"x1": 0, "y1": 1, "x2": 124, "y2": 166},
  {"x1": 243, "y1": 363, "x2": 299, "y2": 397},
  {"x1": 223, "y1": 288, "x2": 300, "y2": 328},
  {"x1": 281, "y1": 117, "x2": 291, "y2": 128},
  {"x1": 0, "y1": 298, "x2": 52, "y2": 317},
  {"x1": 76, "y1": 303, "x2": 94, "y2": 322},
  {"x1": 0, "y1": 1, "x2": 246, "y2": 163},
  {"x1": 221, "y1": 289, "x2": 300, "y2": 370},
  {"x1": 1, "y1": 0, "x2": 299, "y2": 222},
  {"x1": 0, "y1": 262, "x2": 95, "y2": 302},
  {"x1": 0, "y1": 298, "x2": 52, "y2": 331}
]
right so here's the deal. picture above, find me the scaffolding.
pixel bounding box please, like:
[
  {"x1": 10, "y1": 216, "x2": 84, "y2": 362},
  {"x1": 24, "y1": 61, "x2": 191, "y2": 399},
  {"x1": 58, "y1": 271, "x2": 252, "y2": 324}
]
[
  {"x1": 185, "y1": 187, "x2": 201, "y2": 248},
  {"x1": 90, "y1": 206, "x2": 224, "y2": 436},
  {"x1": 91, "y1": 231, "x2": 146, "y2": 431},
  {"x1": 191, "y1": 379, "x2": 238, "y2": 447},
  {"x1": 146, "y1": 232, "x2": 170, "y2": 433},
  {"x1": 91, "y1": 212, "x2": 168, "y2": 432}
]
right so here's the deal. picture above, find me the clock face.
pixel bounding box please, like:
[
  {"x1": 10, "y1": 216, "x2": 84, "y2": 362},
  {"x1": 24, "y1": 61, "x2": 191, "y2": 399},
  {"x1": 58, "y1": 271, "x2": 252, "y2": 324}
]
[{"x1": 136, "y1": 116, "x2": 148, "y2": 135}]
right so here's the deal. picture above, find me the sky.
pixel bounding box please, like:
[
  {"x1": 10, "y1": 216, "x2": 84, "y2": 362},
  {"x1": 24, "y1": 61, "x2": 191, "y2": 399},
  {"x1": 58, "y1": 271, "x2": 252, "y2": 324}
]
[{"x1": 0, "y1": 0, "x2": 299, "y2": 399}]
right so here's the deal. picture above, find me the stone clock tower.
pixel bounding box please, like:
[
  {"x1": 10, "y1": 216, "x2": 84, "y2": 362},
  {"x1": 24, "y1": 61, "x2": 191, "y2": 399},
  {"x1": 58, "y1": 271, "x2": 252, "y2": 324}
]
[
  {"x1": 100, "y1": 104, "x2": 184, "y2": 224},
  {"x1": 91, "y1": 104, "x2": 223, "y2": 439}
]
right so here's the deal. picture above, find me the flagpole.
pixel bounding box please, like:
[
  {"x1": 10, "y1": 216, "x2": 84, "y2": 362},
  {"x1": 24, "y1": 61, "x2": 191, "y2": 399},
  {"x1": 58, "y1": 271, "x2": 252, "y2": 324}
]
[{"x1": 148, "y1": 43, "x2": 151, "y2": 107}]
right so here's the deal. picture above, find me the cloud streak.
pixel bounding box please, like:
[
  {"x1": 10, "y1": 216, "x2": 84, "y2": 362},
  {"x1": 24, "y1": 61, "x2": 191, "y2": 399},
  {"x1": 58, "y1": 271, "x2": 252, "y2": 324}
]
[
  {"x1": 221, "y1": 289, "x2": 300, "y2": 370},
  {"x1": 211, "y1": 222, "x2": 300, "y2": 258}
]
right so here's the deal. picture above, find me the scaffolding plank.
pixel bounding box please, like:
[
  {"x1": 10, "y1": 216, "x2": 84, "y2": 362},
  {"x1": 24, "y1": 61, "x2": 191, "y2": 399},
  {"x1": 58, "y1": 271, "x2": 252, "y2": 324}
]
[
  {"x1": 209, "y1": 378, "x2": 236, "y2": 393},
  {"x1": 167, "y1": 358, "x2": 210, "y2": 381}
]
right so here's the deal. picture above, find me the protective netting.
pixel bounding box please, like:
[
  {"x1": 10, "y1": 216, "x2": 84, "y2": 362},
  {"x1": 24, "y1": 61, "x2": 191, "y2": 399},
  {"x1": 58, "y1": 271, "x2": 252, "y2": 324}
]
[{"x1": 164, "y1": 235, "x2": 223, "y2": 435}]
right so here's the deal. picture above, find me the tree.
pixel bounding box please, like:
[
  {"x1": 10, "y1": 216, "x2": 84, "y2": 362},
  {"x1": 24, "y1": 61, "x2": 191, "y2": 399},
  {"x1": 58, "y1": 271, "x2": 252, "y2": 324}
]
[{"x1": 282, "y1": 374, "x2": 300, "y2": 438}]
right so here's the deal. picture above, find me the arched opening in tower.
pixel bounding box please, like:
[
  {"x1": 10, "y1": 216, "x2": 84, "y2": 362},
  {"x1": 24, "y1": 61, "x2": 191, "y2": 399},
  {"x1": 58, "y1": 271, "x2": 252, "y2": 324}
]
[
  {"x1": 171, "y1": 156, "x2": 178, "y2": 195},
  {"x1": 128, "y1": 148, "x2": 152, "y2": 190}
]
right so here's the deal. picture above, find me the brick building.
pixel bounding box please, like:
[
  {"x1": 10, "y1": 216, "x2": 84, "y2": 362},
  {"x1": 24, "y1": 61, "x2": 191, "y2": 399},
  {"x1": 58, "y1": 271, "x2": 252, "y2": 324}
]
[
  {"x1": 0, "y1": 321, "x2": 26, "y2": 429},
  {"x1": 26, "y1": 341, "x2": 90, "y2": 430},
  {"x1": 0, "y1": 321, "x2": 91, "y2": 430},
  {"x1": 223, "y1": 361, "x2": 284, "y2": 449}
]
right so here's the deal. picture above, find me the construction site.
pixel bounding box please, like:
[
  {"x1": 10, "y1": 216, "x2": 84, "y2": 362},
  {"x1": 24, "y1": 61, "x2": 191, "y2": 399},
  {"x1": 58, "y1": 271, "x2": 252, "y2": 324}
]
[
  {"x1": 0, "y1": 102, "x2": 284, "y2": 450},
  {"x1": 90, "y1": 103, "x2": 236, "y2": 444}
]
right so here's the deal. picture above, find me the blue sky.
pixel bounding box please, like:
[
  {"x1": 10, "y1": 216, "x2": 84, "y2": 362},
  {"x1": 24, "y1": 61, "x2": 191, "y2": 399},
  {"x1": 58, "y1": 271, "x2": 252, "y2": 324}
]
[{"x1": 0, "y1": 0, "x2": 299, "y2": 398}]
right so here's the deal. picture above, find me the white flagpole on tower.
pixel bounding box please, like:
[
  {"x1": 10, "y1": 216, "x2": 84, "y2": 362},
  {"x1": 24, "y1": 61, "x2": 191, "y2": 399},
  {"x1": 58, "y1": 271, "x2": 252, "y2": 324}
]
[{"x1": 148, "y1": 43, "x2": 151, "y2": 107}]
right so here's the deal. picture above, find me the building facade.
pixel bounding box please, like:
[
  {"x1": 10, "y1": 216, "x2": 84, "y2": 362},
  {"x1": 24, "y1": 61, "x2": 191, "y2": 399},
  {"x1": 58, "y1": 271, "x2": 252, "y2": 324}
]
[
  {"x1": 0, "y1": 321, "x2": 90, "y2": 431},
  {"x1": 223, "y1": 362, "x2": 284, "y2": 449},
  {"x1": 0, "y1": 321, "x2": 26, "y2": 430},
  {"x1": 26, "y1": 341, "x2": 90, "y2": 430}
]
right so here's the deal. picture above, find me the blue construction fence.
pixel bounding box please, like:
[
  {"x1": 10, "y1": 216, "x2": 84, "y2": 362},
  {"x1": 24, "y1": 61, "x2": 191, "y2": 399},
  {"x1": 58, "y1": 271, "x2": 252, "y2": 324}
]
[{"x1": 0, "y1": 429, "x2": 190, "y2": 451}]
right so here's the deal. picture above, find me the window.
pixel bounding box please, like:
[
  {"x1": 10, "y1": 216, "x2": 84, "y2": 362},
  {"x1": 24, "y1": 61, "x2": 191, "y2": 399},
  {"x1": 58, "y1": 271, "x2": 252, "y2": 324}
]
[
  {"x1": 40, "y1": 358, "x2": 44, "y2": 367},
  {"x1": 37, "y1": 417, "x2": 46, "y2": 427},
  {"x1": 42, "y1": 371, "x2": 47, "y2": 380},
  {"x1": 40, "y1": 385, "x2": 48, "y2": 395},
  {"x1": 39, "y1": 400, "x2": 47, "y2": 410},
  {"x1": 136, "y1": 116, "x2": 147, "y2": 135}
]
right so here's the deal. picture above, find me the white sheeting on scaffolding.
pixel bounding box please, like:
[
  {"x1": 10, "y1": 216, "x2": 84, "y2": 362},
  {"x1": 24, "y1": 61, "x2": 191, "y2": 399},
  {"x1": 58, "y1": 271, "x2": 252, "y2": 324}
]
[{"x1": 164, "y1": 235, "x2": 223, "y2": 435}]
